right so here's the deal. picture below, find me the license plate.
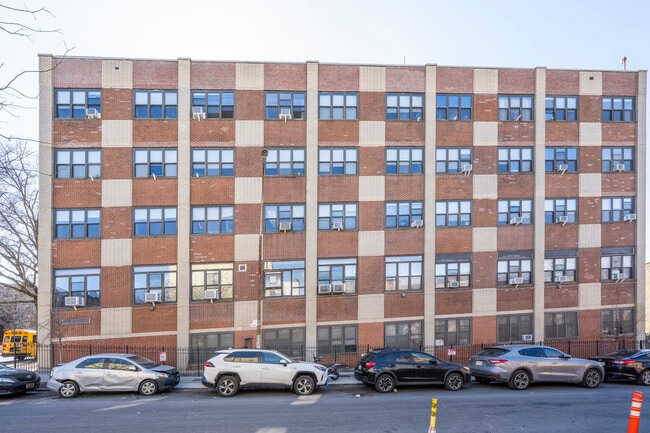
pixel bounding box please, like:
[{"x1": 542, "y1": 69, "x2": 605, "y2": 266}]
[
  {"x1": 26, "y1": 383, "x2": 35, "y2": 389},
  {"x1": 474, "y1": 360, "x2": 483, "y2": 366}
]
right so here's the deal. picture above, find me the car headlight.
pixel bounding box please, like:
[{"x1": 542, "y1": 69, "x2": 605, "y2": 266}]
[
  {"x1": 0, "y1": 377, "x2": 17, "y2": 385},
  {"x1": 155, "y1": 373, "x2": 169, "y2": 379},
  {"x1": 315, "y1": 366, "x2": 327, "y2": 372}
]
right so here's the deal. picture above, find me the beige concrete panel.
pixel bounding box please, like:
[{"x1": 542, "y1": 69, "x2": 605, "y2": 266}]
[
  {"x1": 358, "y1": 294, "x2": 385, "y2": 322},
  {"x1": 358, "y1": 176, "x2": 385, "y2": 201},
  {"x1": 579, "y1": 123, "x2": 602, "y2": 146},
  {"x1": 578, "y1": 283, "x2": 602, "y2": 309},
  {"x1": 102, "y1": 179, "x2": 132, "y2": 207},
  {"x1": 234, "y1": 300, "x2": 259, "y2": 330},
  {"x1": 472, "y1": 288, "x2": 497, "y2": 315},
  {"x1": 102, "y1": 120, "x2": 132, "y2": 147},
  {"x1": 473, "y1": 122, "x2": 498, "y2": 146},
  {"x1": 579, "y1": 173, "x2": 602, "y2": 197},
  {"x1": 472, "y1": 227, "x2": 497, "y2": 252},
  {"x1": 235, "y1": 120, "x2": 264, "y2": 146},
  {"x1": 359, "y1": 121, "x2": 386, "y2": 146},
  {"x1": 101, "y1": 239, "x2": 132, "y2": 266},
  {"x1": 234, "y1": 234, "x2": 260, "y2": 262},
  {"x1": 236, "y1": 63, "x2": 264, "y2": 90},
  {"x1": 579, "y1": 224, "x2": 602, "y2": 248},
  {"x1": 579, "y1": 71, "x2": 602, "y2": 95},
  {"x1": 473, "y1": 174, "x2": 498, "y2": 199},
  {"x1": 359, "y1": 66, "x2": 386, "y2": 92},
  {"x1": 102, "y1": 60, "x2": 133, "y2": 89},
  {"x1": 101, "y1": 307, "x2": 133, "y2": 336},
  {"x1": 235, "y1": 177, "x2": 262, "y2": 204},
  {"x1": 358, "y1": 231, "x2": 385, "y2": 257},
  {"x1": 474, "y1": 69, "x2": 498, "y2": 94}
]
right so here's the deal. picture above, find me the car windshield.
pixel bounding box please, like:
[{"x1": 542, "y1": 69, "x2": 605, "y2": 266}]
[
  {"x1": 127, "y1": 355, "x2": 158, "y2": 367},
  {"x1": 475, "y1": 348, "x2": 508, "y2": 357},
  {"x1": 604, "y1": 350, "x2": 639, "y2": 358}
]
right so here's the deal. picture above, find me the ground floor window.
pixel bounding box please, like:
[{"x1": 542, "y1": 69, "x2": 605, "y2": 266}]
[
  {"x1": 497, "y1": 314, "x2": 533, "y2": 342},
  {"x1": 435, "y1": 318, "x2": 471, "y2": 346},
  {"x1": 263, "y1": 327, "x2": 305, "y2": 358},
  {"x1": 545, "y1": 311, "x2": 578, "y2": 339},
  {"x1": 385, "y1": 321, "x2": 422, "y2": 348},
  {"x1": 601, "y1": 308, "x2": 634, "y2": 336},
  {"x1": 317, "y1": 325, "x2": 357, "y2": 355}
]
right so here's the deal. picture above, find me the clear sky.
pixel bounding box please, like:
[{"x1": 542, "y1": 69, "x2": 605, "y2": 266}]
[{"x1": 2, "y1": 0, "x2": 649, "y2": 253}]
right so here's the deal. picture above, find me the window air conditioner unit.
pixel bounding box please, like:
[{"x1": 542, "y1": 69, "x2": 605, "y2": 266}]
[
  {"x1": 332, "y1": 283, "x2": 346, "y2": 293},
  {"x1": 614, "y1": 163, "x2": 626, "y2": 172},
  {"x1": 556, "y1": 216, "x2": 568, "y2": 224},
  {"x1": 318, "y1": 284, "x2": 332, "y2": 294},
  {"x1": 265, "y1": 272, "x2": 282, "y2": 288},
  {"x1": 611, "y1": 273, "x2": 621, "y2": 280},
  {"x1": 447, "y1": 281, "x2": 460, "y2": 288},
  {"x1": 279, "y1": 108, "x2": 292, "y2": 121},
  {"x1": 461, "y1": 164, "x2": 473, "y2": 174},
  {"x1": 624, "y1": 213, "x2": 637, "y2": 222},
  {"x1": 554, "y1": 275, "x2": 569, "y2": 283},
  {"x1": 279, "y1": 222, "x2": 292, "y2": 232},
  {"x1": 556, "y1": 164, "x2": 568, "y2": 173},
  {"x1": 332, "y1": 222, "x2": 344, "y2": 231},
  {"x1": 64, "y1": 296, "x2": 85, "y2": 307},
  {"x1": 192, "y1": 106, "x2": 206, "y2": 120},
  {"x1": 85, "y1": 108, "x2": 101, "y2": 119},
  {"x1": 145, "y1": 293, "x2": 161, "y2": 303},
  {"x1": 204, "y1": 289, "x2": 220, "y2": 300},
  {"x1": 411, "y1": 220, "x2": 424, "y2": 228},
  {"x1": 521, "y1": 334, "x2": 533, "y2": 341},
  {"x1": 509, "y1": 216, "x2": 523, "y2": 225},
  {"x1": 509, "y1": 276, "x2": 524, "y2": 285}
]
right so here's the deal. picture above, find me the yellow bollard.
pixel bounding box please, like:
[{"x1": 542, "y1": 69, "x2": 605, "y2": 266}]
[{"x1": 428, "y1": 398, "x2": 437, "y2": 433}]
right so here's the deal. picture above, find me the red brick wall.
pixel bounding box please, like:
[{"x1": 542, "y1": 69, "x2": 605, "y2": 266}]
[
  {"x1": 317, "y1": 296, "x2": 358, "y2": 322},
  {"x1": 53, "y1": 120, "x2": 102, "y2": 144},
  {"x1": 53, "y1": 58, "x2": 102, "y2": 87},
  {"x1": 190, "y1": 302, "x2": 235, "y2": 329},
  {"x1": 190, "y1": 236, "x2": 235, "y2": 262},
  {"x1": 318, "y1": 64, "x2": 359, "y2": 90},
  {"x1": 133, "y1": 305, "x2": 177, "y2": 333},
  {"x1": 102, "y1": 266, "x2": 132, "y2": 308},
  {"x1": 53, "y1": 180, "x2": 102, "y2": 207},
  {"x1": 190, "y1": 62, "x2": 236, "y2": 89},
  {"x1": 52, "y1": 240, "x2": 101, "y2": 268},
  {"x1": 131, "y1": 238, "x2": 177, "y2": 265},
  {"x1": 385, "y1": 292, "x2": 424, "y2": 318},
  {"x1": 133, "y1": 60, "x2": 178, "y2": 88},
  {"x1": 358, "y1": 256, "x2": 385, "y2": 295},
  {"x1": 436, "y1": 67, "x2": 474, "y2": 93},
  {"x1": 265, "y1": 297, "x2": 306, "y2": 324},
  {"x1": 103, "y1": 88, "x2": 132, "y2": 120}
]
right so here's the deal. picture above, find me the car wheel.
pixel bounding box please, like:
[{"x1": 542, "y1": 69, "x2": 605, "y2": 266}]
[
  {"x1": 58, "y1": 381, "x2": 79, "y2": 398},
  {"x1": 637, "y1": 369, "x2": 650, "y2": 386},
  {"x1": 216, "y1": 375, "x2": 239, "y2": 397},
  {"x1": 581, "y1": 368, "x2": 602, "y2": 388},
  {"x1": 508, "y1": 370, "x2": 530, "y2": 390},
  {"x1": 139, "y1": 379, "x2": 159, "y2": 396},
  {"x1": 444, "y1": 372, "x2": 464, "y2": 391},
  {"x1": 330, "y1": 371, "x2": 340, "y2": 381},
  {"x1": 293, "y1": 375, "x2": 316, "y2": 396},
  {"x1": 475, "y1": 377, "x2": 492, "y2": 384},
  {"x1": 375, "y1": 374, "x2": 395, "y2": 393}
]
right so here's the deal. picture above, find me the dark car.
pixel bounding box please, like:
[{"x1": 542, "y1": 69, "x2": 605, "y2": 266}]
[
  {"x1": 0, "y1": 363, "x2": 40, "y2": 396},
  {"x1": 590, "y1": 349, "x2": 650, "y2": 385},
  {"x1": 354, "y1": 348, "x2": 471, "y2": 392}
]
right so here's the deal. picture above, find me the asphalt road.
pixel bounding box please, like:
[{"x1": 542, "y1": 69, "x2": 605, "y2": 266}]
[{"x1": 0, "y1": 381, "x2": 646, "y2": 433}]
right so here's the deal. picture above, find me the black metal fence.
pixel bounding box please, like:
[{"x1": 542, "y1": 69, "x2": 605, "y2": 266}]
[{"x1": 4, "y1": 338, "x2": 646, "y2": 376}]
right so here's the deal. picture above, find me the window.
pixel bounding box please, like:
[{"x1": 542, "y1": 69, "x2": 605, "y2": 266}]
[
  {"x1": 385, "y1": 256, "x2": 422, "y2": 291},
  {"x1": 191, "y1": 206, "x2": 234, "y2": 234},
  {"x1": 435, "y1": 318, "x2": 471, "y2": 346},
  {"x1": 263, "y1": 328, "x2": 306, "y2": 358},
  {"x1": 601, "y1": 197, "x2": 634, "y2": 222},
  {"x1": 386, "y1": 202, "x2": 423, "y2": 228},
  {"x1": 133, "y1": 265, "x2": 177, "y2": 304},
  {"x1": 436, "y1": 201, "x2": 472, "y2": 227},
  {"x1": 191, "y1": 91, "x2": 234, "y2": 119},
  {"x1": 545, "y1": 147, "x2": 578, "y2": 173},
  {"x1": 544, "y1": 252, "x2": 577, "y2": 283},
  {"x1": 319, "y1": 92, "x2": 358, "y2": 120},
  {"x1": 602, "y1": 97, "x2": 634, "y2": 122},
  {"x1": 498, "y1": 95, "x2": 533, "y2": 121},
  {"x1": 134, "y1": 149, "x2": 178, "y2": 178},
  {"x1": 497, "y1": 314, "x2": 533, "y2": 342},
  {"x1": 601, "y1": 248, "x2": 634, "y2": 281},
  {"x1": 385, "y1": 321, "x2": 422, "y2": 348},
  {"x1": 602, "y1": 147, "x2": 634, "y2": 172},
  {"x1": 545, "y1": 96, "x2": 577, "y2": 121},
  {"x1": 189, "y1": 333, "x2": 235, "y2": 364},
  {"x1": 55, "y1": 149, "x2": 101, "y2": 179},
  {"x1": 318, "y1": 148, "x2": 357, "y2": 175},
  {"x1": 387, "y1": 148, "x2": 424, "y2": 174},
  {"x1": 318, "y1": 258, "x2": 357, "y2": 294},
  {"x1": 317, "y1": 325, "x2": 357, "y2": 354},
  {"x1": 134, "y1": 90, "x2": 178, "y2": 119},
  {"x1": 318, "y1": 203, "x2": 357, "y2": 230},
  {"x1": 264, "y1": 149, "x2": 305, "y2": 176},
  {"x1": 435, "y1": 254, "x2": 471, "y2": 289},
  {"x1": 55, "y1": 89, "x2": 101, "y2": 119},
  {"x1": 436, "y1": 148, "x2": 471, "y2": 174},
  {"x1": 192, "y1": 149, "x2": 234, "y2": 177},
  {"x1": 497, "y1": 252, "x2": 533, "y2": 285},
  {"x1": 498, "y1": 148, "x2": 533, "y2": 173},
  {"x1": 386, "y1": 93, "x2": 424, "y2": 120},
  {"x1": 436, "y1": 94, "x2": 472, "y2": 120},
  {"x1": 54, "y1": 268, "x2": 100, "y2": 308},
  {"x1": 191, "y1": 263, "x2": 234, "y2": 301},
  {"x1": 264, "y1": 204, "x2": 305, "y2": 232},
  {"x1": 545, "y1": 311, "x2": 578, "y2": 339},
  {"x1": 601, "y1": 308, "x2": 635, "y2": 336},
  {"x1": 134, "y1": 208, "x2": 177, "y2": 236},
  {"x1": 498, "y1": 199, "x2": 532, "y2": 225},
  {"x1": 265, "y1": 92, "x2": 305, "y2": 120},
  {"x1": 545, "y1": 198, "x2": 577, "y2": 224},
  {"x1": 263, "y1": 260, "x2": 305, "y2": 297},
  {"x1": 55, "y1": 209, "x2": 100, "y2": 239}
]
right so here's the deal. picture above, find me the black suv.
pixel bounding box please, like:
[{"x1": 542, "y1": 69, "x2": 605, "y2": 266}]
[{"x1": 354, "y1": 348, "x2": 471, "y2": 392}]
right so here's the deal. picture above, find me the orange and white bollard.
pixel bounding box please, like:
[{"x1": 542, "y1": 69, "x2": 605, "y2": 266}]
[{"x1": 627, "y1": 390, "x2": 643, "y2": 433}]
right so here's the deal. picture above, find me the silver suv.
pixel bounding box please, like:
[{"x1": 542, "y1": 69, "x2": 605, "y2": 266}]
[{"x1": 202, "y1": 349, "x2": 328, "y2": 397}]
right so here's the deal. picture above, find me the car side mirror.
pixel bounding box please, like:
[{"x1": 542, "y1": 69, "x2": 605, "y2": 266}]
[
  {"x1": 128, "y1": 365, "x2": 138, "y2": 371},
  {"x1": 280, "y1": 360, "x2": 288, "y2": 366},
  {"x1": 430, "y1": 359, "x2": 438, "y2": 365}
]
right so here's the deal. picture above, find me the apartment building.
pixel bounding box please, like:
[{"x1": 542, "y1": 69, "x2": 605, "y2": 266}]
[{"x1": 37, "y1": 56, "x2": 647, "y2": 358}]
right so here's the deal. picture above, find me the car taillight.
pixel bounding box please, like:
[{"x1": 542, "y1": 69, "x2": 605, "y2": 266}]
[
  {"x1": 364, "y1": 361, "x2": 376, "y2": 369},
  {"x1": 488, "y1": 359, "x2": 508, "y2": 364},
  {"x1": 613, "y1": 360, "x2": 635, "y2": 365},
  {"x1": 204, "y1": 361, "x2": 215, "y2": 367}
]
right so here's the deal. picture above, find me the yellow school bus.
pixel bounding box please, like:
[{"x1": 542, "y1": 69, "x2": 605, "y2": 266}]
[{"x1": 1, "y1": 329, "x2": 37, "y2": 359}]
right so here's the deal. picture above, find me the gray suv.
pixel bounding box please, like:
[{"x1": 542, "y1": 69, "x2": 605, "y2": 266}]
[{"x1": 202, "y1": 349, "x2": 328, "y2": 397}]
